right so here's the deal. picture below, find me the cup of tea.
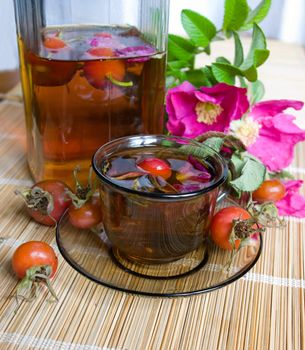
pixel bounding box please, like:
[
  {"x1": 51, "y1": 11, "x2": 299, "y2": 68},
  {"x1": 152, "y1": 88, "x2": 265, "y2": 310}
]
[{"x1": 92, "y1": 135, "x2": 228, "y2": 264}]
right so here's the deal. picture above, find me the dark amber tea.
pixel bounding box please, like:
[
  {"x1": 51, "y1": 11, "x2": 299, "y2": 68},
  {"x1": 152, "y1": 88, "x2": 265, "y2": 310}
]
[
  {"x1": 18, "y1": 25, "x2": 166, "y2": 185},
  {"x1": 93, "y1": 136, "x2": 228, "y2": 264}
]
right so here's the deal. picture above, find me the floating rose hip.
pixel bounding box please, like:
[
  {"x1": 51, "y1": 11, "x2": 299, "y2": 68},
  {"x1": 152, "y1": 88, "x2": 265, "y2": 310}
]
[
  {"x1": 83, "y1": 48, "x2": 127, "y2": 89},
  {"x1": 86, "y1": 47, "x2": 115, "y2": 57},
  {"x1": 43, "y1": 37, "x2": 67, "y2": 50},
  {"x1": 137, "y1": 157, "x2": 172, "y2": 180}
]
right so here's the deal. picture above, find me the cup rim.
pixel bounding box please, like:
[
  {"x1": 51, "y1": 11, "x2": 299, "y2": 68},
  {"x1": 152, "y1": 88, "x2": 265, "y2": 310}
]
[{"x1": 92, "y1": 134, "x2": 228, "y2": 200}]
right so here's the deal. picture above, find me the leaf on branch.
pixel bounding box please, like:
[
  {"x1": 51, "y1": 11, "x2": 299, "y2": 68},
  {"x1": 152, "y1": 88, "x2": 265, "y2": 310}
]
[
  {"x1": 230, "y1": 153, "x2": 246, "y2": 175},
  {"x1": 240, "y1": 23, "x2": 269, "y2": 70},
  {"x1": 202, "y1": 66, "x2": 217, "y2": 86},
  {"x1": 167, "y1": 60, "x2": 192, "y2": 70},
  {"x1": 233, "y1": 31, "x2": 244, "y2": 66},
  {"x1": 202, "y1": 137, "x2": 225, "y2": 152},
  {"x1": 216, "y1": 56, "x2": 231, "y2": 64},
  {"x1": 185, "y1": 69, "x2": 211, "y2": 87},
  {"x1": 240, "y1": 0, "x2": 272, "y2": 31},
  {"x1": 181, "y1": 9, "x2": 217, "y2": 47},
  {"x1": 249, "y1": 80, "x2": 265, "y2": 104},
  {"x1": 211, "y1": 63, "x2": 241, "y2": 85},
  {"x1": 230, "y1": 153, "x2": 266, "y2": 194},
  {"x1": 223, "y1": 0, "x2": 249, "y2": 32},
  {"x1": 168, "y1": 34, "x2": 196, "y2": 61},
  {"x1": 242, "y1": 65, "x2": 258, "y2": 82}
]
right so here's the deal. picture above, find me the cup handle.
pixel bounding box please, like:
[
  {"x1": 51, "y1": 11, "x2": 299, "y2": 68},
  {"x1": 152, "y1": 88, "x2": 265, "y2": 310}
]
[{"x1": 216, "y1": 185, "x2": 229, "y2": 204}]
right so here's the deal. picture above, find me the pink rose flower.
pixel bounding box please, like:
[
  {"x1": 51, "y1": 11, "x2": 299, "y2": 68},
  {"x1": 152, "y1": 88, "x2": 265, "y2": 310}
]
[
  {"x1": 245, "y1": 100, "x2": 305, "y2": 172},
  {"x1": 276, "y1": 180, "x2": 305, "y2": 218},
  {"x1": 166, "y1": 82, "x2": 249, "y2": 138}
]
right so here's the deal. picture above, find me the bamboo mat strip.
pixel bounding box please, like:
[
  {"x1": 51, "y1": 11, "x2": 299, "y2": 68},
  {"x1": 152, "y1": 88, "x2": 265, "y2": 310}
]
[{"x1": 0, "y1": 332, "x2": 118, "y2": 350}]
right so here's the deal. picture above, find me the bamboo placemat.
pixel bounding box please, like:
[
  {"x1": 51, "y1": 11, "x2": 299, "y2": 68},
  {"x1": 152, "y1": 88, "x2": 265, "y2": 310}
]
[{"x1": 0, "y1": 40, "x2": 305, "y2": 350}]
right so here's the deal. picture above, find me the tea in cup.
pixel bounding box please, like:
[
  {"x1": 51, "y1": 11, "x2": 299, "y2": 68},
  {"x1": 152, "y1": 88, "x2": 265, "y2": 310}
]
[{"x1": 92, "y1": 135, "x2": 228, "y2": 264}]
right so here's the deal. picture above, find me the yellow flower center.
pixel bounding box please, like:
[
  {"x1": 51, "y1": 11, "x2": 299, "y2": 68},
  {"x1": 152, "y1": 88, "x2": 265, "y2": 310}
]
[
  {"x1": 195, "y1": 102, "x2": 223, "y2": 125},
  {"x1": 230, "y1": 117, "x2": 261, "y2": 147}
]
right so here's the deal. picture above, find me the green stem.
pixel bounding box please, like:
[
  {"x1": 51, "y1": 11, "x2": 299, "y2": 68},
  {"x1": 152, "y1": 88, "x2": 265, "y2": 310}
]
[{"x1": 107, "y1": 74, "x2": 133, "y2": 87}]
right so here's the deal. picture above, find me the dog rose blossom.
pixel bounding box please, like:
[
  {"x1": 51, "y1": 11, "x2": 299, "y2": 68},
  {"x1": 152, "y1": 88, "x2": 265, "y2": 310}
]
[
  {"x1": 245, "y1": 100, "x2": 305, "y2": 172},
  {"x1": 166, "y1": 82, "x2": 249, "y2": 138}
]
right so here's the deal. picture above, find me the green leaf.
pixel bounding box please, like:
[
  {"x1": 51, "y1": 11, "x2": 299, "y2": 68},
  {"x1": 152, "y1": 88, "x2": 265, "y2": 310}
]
[
  {"x1": 202, "y1": 66, "x2": 217, "y2": 86},
  {"x1": 238, "y1": 76, "x2": 248, "y2": 88},
  {"x1": 167, "y1": 60, "x2": 192, "y2": 70},
  {"x1": 253, "y1": 49, "x2": 270, "y2": 67},
  {"x1": 168, "y1": 34, "x2": 196, "y2": 61},
  {"x1": 240, "y1": 0, "x2": 272, "y2": 31},
  {"x1": 185, "y1": 69, "x2": 211, "y2": 87},
  {"x1": 231, "y1": 153, "x2": 246, "y2": 175},
  {"x1": 216, "y1": 56, "x2": 231, "y2": 64},
  {"x1": 230, "y1": 155, "x2": 266, "y2": 193},
  {"x1": 233, "y1": 32, "x2": 244, "y2": 66},
  {"x1": 211, "y1": 63, "x2": 241, "y2": 85},
  {"x1": 178, "y1": 145, "x2": 214, "y2": 159},
  {"x1": 249, "y1": 80, "x2": 265, "y2": 104},
  {"x1": 223, "y1": 0, "x2": 249, "y2": 32},
  {"x1": 181, "y1": 9, "x2": 217, "y2": 47},
  {"x1": 203, "y1": 137, "x2": 225, "y2": 152},
  {"x1": 241, "y1": 65, "x2": 257, "y2": 82},
  {"x1": 240, "y1": 23, "x2": 269, "y2": 70},
  {"x1": 269, "y1": 169, "x2": 295, "y2": 180},
  {"x1": 166, "y1": 76, "x2": 177, "y2": 89}
]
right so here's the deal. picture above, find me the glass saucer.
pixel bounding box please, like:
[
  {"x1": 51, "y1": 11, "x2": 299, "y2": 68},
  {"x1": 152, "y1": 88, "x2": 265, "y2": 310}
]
[{"x1": 56, "y1": 201, "x2": 262, "y2": 297}]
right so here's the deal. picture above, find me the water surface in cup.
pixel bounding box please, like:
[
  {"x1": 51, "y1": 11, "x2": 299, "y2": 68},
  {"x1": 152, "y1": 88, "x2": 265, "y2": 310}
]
[{"x1": 102, "y1": 147, "x2": 215, "y2": 194}]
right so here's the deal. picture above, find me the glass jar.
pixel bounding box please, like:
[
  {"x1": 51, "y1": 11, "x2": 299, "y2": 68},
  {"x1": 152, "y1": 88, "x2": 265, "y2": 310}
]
[{"x1": 14, "y1": 0, "x2": 170, "y2": 186}]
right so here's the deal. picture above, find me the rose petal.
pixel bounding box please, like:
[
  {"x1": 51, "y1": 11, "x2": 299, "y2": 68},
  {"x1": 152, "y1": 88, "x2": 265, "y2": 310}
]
[
  {"x1": 276, "y1": 180, "x2": 305, "y2": 217},
  {"x1": 251, "y1": 100, "x2": 304, "y2": 120},
  {"x1": 247, "y1": 113, "x2": 305, "y2": 172},
  {"x1": 173, "y1": 184, "x2": 202, "y2": 193}
]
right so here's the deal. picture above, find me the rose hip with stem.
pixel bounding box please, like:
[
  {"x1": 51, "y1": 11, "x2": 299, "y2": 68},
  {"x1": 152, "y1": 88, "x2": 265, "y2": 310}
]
[
  {"x1": 66, "y1": 166, "x2": 103, "y2": 229},
  {"x1": 12, "y1": 241, "x2": 59, "y2": 307},
  {"x1": 15, "y1": 180, "x2": 72, "y2": 226}
]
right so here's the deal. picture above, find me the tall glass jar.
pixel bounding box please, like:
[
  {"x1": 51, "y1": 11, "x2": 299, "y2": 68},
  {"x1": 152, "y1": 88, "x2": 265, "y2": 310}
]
[{"x1": 14, "y1": 0, "x2": 170, "y2": 186}]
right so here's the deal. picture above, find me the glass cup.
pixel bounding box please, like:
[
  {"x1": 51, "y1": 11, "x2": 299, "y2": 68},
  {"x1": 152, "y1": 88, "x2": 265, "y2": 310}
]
[
  {"x1": 92, "y1": 135, "x2": 228, "y2": 264},
  {"x1": 13, "y1": 0, "x2": 170, "y2": 186}
]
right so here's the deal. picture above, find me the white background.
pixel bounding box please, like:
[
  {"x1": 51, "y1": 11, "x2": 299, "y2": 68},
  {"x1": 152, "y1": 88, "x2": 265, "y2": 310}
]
[{"x1": 0, "y1": 0, "x2": 304, "y2": 70}]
